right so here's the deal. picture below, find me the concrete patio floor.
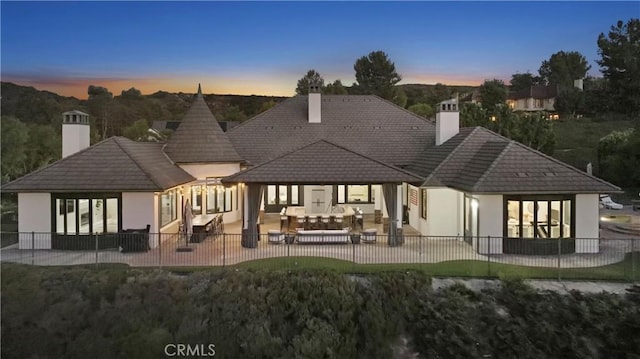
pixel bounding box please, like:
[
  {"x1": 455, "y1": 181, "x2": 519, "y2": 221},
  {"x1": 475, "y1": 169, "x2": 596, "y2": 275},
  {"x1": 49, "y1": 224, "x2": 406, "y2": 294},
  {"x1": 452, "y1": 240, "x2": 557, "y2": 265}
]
[{"x1": 1, "y1": 213, "x2": 637, "y2": 269}]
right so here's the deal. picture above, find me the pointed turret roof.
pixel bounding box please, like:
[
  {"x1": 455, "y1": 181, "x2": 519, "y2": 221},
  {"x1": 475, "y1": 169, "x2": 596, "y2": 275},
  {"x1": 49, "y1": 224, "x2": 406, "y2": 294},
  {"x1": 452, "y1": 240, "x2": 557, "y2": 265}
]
[{"x1": 163, "y1": 85, "x2": 243, "y2": 164}]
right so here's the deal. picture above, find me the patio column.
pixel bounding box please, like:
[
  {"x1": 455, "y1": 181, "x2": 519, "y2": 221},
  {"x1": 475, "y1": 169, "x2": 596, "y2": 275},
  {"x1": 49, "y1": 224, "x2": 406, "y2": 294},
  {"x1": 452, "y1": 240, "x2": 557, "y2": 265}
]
[
  {"x1": 242, "y1": 184, "x2": 263, "y2": 248},
  {"x1": 382, "y1": 183, "x2": 399, "y2": 246}
]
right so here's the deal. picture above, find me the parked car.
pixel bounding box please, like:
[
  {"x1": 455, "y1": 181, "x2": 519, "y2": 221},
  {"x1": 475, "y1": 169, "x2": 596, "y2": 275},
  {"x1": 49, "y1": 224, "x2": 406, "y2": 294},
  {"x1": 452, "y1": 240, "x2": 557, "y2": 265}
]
[
  {"x1": 600, "y1": 195, "x2": 624, "y2": 210},
  {"x1": 633, "y1": 192, "x2": 640, "y2": 211}
]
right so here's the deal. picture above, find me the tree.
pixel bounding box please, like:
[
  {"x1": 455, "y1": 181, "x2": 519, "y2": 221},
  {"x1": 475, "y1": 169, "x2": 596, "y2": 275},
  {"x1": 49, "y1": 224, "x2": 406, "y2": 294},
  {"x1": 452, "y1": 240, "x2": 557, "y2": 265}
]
[
  {"x1": 426, "y1": 83, "x2": 451, "y2": 107},
  {"x1": 121, "y1": 87, "x2": 142, "y2": 98},
  {"x1": 392, "y1": 87, "x2": 408, "y2": 108},
  {"x1": 510, "y1": 72, "x2": 542, "y2": 92},
  {"x1": 324, "y1": 80, "x2": 348, "y2": 95},
  {"x1": 295, "y1": 70, "x2": 324, "y2": 95},
  {"x1": 538, "y1": 51, "x2": 591, "y2": 88},
  {"x1": 123, "y1": 119, "x2": 150, "y2": 141},
  {"x1": 24, "y1": 124, "x2": 61, "y2": 172},
  {"x1": 221, "y1": 105, "x2": 247, "y2": 122},
  {"x1": 554, "y1": 87, "x2": 585, "y2": 119},
  {"x1": 353, "y1": 50, "x2": 401, "y2": 100},
  {"x1": 597, "y1": 18, "x2": 640, "y2": 115},
  {"x1": 407, "y1": 103, "x2": 434, "y2": 119},
  {"x1": 0, "y1": 116, "x2": 29, "y2": 182},
  {"x1": 259, "y1": 100, "x2": 277, "y2": 113},
  {"x1": 598, "y1": 127, "x2": 640, "y2": 187},
  {"x1": 87, "y1": 85, "x2": 113, "y2": 139},
  {"x1": 479, "y1": 79, "x2": 507, "y2": 115},
  {"x1": 460, "y1": 104, "x2": 555, "y2": 155}
]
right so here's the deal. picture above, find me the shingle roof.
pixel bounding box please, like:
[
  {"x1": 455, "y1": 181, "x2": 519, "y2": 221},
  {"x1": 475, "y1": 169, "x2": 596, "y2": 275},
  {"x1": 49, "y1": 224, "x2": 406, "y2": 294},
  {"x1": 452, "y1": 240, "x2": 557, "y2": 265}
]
[
  {"x1": 227, "y1": 95, "x2": 433, "y2": 167},
  {"x1": 222, "y1": 140, "x2": 424, "y2": 184},
  {"x1": 163, "y1": 87, "x2": 243, "y2": 163},
  {"x1": 2, "y1": 137, "x2": 195, "y2": 192},
  {"x1": 408, "y1": 127, "x2": 620, "y2": 194},
  {"x1": 508, "y1": 85, "x2": 559, "y2": 100}
]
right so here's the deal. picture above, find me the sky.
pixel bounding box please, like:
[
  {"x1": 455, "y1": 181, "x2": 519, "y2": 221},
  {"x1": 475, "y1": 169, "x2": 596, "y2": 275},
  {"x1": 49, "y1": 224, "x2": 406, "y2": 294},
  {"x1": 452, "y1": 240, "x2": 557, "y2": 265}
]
[{"x1": 1, "y1": 1, "x2": 638, "y2": 99}]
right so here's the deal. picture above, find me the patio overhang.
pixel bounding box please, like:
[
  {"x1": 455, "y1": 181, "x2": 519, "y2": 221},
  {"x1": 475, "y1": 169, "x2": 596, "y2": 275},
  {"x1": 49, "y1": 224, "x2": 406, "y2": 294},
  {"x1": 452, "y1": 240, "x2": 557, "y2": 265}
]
[{"x1": 221, "y1": 140, "x2": 424, "y2": 185}]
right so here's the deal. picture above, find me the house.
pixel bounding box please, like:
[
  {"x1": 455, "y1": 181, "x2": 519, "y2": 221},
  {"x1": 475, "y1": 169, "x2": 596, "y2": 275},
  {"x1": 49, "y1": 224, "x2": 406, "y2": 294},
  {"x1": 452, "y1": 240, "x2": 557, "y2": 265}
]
[
  {"x1": 2, "y1": 84, "x2": 620, "y2": 255},
  {"x1": 507, "y1": 84, "x2": 559, "y2": 112}
]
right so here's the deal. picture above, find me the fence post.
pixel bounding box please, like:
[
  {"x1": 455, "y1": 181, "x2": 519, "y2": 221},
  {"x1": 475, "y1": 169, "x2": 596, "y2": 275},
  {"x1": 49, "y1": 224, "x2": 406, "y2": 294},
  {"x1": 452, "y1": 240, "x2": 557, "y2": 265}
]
[
  {"x1": 352, "y1": 240, "x2": 355, "y2": 264},
  {"x1": 487, "y1": 236, "x2": 491, "y2": 277},
  {"x1": 632, "y1": 238, "x2": 636, "y2": 282},
  {"x1": 557, "y1": 237, "x2": 562, "y2": 282},
  {"x1": 159, "y1": 233, "x2": 162, "y2": 269},
  {"x1": 222, "y1": 233, "x2": 226, "y2": 267},
  {"x1": 95, "y1": 232, "x2": 99, "y2": 268},
  {"x1": 31, "y1": 231, "x2": 35, "y2": 265}
]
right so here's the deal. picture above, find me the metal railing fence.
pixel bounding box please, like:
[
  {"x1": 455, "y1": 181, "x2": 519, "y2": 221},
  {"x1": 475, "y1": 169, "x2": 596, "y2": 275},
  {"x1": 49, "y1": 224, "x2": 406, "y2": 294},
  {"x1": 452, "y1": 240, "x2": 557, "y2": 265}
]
[{"x1": 1, "y1": 231, "x2": 638, "y2": 281}]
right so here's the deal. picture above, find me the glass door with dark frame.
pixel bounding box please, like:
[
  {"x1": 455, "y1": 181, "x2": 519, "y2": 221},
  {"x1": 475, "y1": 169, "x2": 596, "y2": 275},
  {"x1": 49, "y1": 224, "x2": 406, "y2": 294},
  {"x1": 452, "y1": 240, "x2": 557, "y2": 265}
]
[{"x1": 264, "y1": 185, "x2": 303, "y2": 213}]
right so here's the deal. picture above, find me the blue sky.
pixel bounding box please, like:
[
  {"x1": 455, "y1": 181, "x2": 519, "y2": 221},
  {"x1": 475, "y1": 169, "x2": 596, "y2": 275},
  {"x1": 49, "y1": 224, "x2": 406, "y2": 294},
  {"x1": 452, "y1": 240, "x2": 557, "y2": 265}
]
[{"x1": 1, "y1": 1, "x2": 638, "y2": 98}]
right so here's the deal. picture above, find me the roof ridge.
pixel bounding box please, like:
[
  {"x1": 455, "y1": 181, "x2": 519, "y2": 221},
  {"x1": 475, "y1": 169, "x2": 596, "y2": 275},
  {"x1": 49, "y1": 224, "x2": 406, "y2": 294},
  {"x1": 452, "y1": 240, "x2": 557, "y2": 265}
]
[
  {"x1": 113, "y1": 137, "x2": 162, "y2": 189},
  {"x1": 317, "y1": 139, "x2": 426, "y2": 180},
  {"x1": 1, "y1": 137, "x2": 115, "y2": 190},
  {"x1": 471, "y1": 141, "x2": 512, "y2": 192},
  {"x1": 225, "y1": 139, "x2": 424, "y2": 183},
  {"x1": 421, "y1": 127, "x2": 480, "y2": 185}
]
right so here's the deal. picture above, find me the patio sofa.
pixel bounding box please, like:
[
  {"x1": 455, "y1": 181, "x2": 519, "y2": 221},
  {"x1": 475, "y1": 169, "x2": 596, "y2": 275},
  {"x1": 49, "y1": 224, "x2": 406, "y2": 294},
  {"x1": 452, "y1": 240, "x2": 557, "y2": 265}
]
[{"x1": 296, "y1": 229, "x2": 350, "y2": 244}]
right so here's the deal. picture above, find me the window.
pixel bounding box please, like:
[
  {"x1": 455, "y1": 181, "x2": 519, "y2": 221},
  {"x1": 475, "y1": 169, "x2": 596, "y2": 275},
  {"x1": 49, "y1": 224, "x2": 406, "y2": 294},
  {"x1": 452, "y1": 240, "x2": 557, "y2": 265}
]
[
  {"x1": 420, "y1": 188, "x2": 427, "y2": 219},
  {"x1": 205, "y1": 178, "x2": 235, "y2": 214},
  {"x1": 161, "y1": 189, "x2": 178, "y2": 226},
  {"x1": 335, "y1": 185, "x2": 373, "y2": 204},
  {"x1": 535, "y1": 99, "x2": 544, "y2": 108},
  {"x1": 505, "y1": 195, "x2": 573, "y2": 238},
  {"x1": 191, "y1": 185, "x2": 203, "y2": 214},
  {"x1": 53, "y1": 194, "x2": 120, "y2": 234},
  {"x1": 264, "y1": 184, "x2": 303, "y2": 210}
]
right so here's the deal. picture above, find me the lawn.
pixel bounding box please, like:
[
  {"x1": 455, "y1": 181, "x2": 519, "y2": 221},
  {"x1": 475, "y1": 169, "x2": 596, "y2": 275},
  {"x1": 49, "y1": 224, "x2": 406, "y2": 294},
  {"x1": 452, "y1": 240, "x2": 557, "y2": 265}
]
[{"x1": 170, "y1": 253, "x2": 640, "y2": 281}]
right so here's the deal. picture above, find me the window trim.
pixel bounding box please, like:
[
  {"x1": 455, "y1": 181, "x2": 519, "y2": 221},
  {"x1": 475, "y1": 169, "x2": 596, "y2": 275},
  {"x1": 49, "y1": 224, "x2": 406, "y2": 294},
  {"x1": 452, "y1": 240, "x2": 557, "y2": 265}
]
[
  {"x1": 51, "y1": 193, "x2": 122, "y2": 234},
  {"x1": 504, "y1": 195, "x2": 575, "y2": 239},
  {"x1": 160, "y1": 189, "x2": 178, "y2": 227},
  {"x1": 334, "y1": 184, "x2": 374, "y2": 204},
  {"x1": 420, "y1": 188, "x2": 427, "y2": 219}
]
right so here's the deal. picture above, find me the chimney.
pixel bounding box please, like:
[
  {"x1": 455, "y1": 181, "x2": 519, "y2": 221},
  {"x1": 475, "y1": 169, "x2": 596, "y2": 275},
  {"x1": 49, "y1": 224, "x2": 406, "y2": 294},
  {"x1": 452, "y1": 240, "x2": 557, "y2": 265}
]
[
  {"x1": 573, "y1": 78, "x2": 583, "y2": 91},
  {"x1": 308, "y1": 83, "x2": 321, "y2": 123},
  {"x1": 435, "y1": 98, "x2": 459, "y2": 146},
  {"x1": 62, "y1": 110, "x2": 90, "y2": 158}
]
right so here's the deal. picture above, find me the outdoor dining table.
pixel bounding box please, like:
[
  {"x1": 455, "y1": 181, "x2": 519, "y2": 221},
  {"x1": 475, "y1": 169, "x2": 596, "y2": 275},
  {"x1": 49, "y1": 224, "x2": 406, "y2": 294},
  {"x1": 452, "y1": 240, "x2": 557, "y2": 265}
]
[{"x1": 190, "y1": 214, "x2": 216, "y2": 242}]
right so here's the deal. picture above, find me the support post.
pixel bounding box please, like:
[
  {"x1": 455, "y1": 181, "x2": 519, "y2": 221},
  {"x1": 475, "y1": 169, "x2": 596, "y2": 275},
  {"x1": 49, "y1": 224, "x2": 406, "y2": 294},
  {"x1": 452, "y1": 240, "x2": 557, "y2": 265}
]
[
  {"x1": 223, "y1": 233, "x2": 226, "y2": 267},
  {"x1": 159, "y1": 233, "x2": 162, "y2": 268},
  {"x1": 557, "y1": 237, "x2": 562, "y2": 281},
  {"x1": 487, "y1": 236, "x2": 491, "y2": 276},
  {"x1": 31, "y1": 231, "x2": 35, "y2": 265},
  {"x1": 95, "y1": 233, "x2": 99, "y2": 268}
]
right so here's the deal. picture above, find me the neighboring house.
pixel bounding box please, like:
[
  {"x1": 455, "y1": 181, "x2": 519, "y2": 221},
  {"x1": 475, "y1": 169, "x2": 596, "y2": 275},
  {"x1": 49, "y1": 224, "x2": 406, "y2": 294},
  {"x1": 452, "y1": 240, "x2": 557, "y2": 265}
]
[
  {"x1": 3, "y1": 84, "x2": 620, "y2": 255},
  {"x1": 507, "y1": 85, "x2": 559, "y2": 112}
]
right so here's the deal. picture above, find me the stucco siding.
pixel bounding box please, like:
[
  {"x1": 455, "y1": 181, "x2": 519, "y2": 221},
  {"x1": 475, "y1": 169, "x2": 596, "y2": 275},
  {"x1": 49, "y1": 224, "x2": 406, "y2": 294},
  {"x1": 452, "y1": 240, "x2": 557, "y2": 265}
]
[
  {"x1": 18, "y1": 193, "x2": 52, "y2": 249},
  {"x1": 426, "y1": 188, "x2": 461, "y2": 237},
  {"x1": 575, "y1": 193, "x2": 599, "y2": 253},
  {"x1": 477, "y1": 194, "x2": 503, "y2": 254},
  {"x1": 179, "y1": 163, "x2": 240, "y2": 180}
]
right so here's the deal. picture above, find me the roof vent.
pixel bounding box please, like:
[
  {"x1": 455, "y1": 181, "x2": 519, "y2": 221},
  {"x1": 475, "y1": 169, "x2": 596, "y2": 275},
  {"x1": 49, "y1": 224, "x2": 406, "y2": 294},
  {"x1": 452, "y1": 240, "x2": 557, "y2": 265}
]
[{"x1": 516, "y1": 172, "x2": 528, "y2": 177}]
